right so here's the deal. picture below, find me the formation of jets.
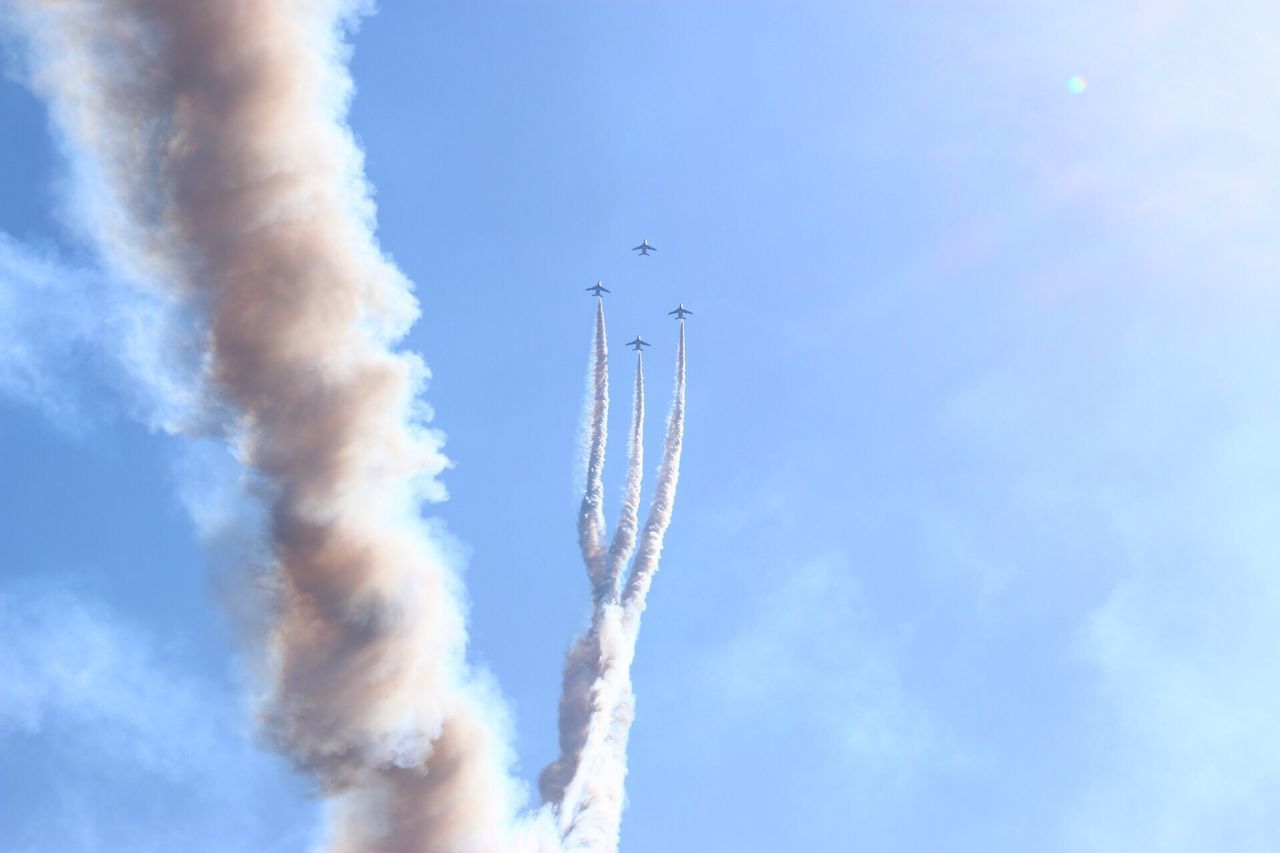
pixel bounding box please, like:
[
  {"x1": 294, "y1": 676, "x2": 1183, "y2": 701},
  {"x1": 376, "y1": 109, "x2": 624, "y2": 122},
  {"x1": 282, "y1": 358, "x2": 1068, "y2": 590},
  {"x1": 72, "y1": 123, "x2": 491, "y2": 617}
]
[{"x1": 588, "y1": 239, "x2": 690, "y2": 352}]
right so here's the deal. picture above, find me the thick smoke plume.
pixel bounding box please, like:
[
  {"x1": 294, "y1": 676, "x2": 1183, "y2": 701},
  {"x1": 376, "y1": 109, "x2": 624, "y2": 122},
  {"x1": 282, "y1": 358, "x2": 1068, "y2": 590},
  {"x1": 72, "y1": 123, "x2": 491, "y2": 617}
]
[
  {"x1": 6, "y1": 3, "x2": 686, "y2": 850},
  {"x1": 6, "y1": 3, "x2": 526, "y2": 850}
]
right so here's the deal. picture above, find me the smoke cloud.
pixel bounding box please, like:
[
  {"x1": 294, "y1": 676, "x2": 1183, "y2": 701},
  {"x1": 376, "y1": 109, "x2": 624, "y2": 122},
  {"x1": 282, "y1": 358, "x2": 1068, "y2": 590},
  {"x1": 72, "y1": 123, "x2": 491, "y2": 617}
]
[
  {"x1": 6, "y1": 3, "x2": 524, "y2": 850},
  {"x1": 4, "y1": 4, "x2": 686, "y2": 851}
]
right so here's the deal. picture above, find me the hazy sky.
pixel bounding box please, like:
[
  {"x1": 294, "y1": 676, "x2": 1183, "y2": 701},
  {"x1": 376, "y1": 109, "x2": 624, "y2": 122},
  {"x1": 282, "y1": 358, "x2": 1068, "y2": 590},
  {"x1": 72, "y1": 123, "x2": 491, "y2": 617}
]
[{"x1": 4, "y1": 3, "x2": 1280, "y2": 851}]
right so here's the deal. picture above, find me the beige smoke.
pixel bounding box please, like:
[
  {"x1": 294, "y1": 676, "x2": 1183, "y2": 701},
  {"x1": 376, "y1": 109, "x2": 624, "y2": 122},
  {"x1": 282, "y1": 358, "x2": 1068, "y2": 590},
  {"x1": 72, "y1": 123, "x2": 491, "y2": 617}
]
[{"x1": 8, "y1": 2, "x2": 534, "y2": 850}]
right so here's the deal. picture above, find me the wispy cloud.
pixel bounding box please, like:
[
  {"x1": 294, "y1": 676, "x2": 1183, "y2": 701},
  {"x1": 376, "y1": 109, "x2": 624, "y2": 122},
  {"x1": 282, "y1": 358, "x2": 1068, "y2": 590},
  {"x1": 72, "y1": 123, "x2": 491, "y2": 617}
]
[
  {"x1": 1065, "y1": 417, "x2": 1280, "y2": 851},
  {"x1": 0, "y1": 577, "x2": 320, "y2": 852},
  {"x1": 705, "y1": 558, "x2": 943, "y2": 784},
  {"x1": 0, "y1": 232, "x2": 208, "y2": 436}
]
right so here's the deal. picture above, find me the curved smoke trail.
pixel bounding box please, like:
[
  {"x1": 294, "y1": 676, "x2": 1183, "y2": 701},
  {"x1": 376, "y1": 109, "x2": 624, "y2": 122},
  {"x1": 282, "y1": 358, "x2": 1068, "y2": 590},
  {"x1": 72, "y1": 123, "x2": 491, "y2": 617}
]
[
  {"x1": 558, "y1": 324, "x2": 686, "y2": 851},
  {"x1": 6, "y1": 4, "x2": 537, "y2": 851}
]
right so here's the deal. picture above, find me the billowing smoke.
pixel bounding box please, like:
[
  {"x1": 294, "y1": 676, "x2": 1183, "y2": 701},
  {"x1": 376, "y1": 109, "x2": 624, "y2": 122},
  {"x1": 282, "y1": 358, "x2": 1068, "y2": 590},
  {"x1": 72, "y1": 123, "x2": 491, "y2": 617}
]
[
  {"x1": 6, "y1": 3, "x2": 524, "y2": 850},
  {"x1": 4, "y1": 4, "x2": 686, "y2": 851}
]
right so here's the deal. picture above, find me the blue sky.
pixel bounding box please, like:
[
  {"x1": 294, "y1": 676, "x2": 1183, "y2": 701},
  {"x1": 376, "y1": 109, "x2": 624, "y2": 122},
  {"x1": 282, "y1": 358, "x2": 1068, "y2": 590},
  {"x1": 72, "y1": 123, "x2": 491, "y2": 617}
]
[{"x1": 4, "y1": 3, "x2": 1280, "y2": 850}]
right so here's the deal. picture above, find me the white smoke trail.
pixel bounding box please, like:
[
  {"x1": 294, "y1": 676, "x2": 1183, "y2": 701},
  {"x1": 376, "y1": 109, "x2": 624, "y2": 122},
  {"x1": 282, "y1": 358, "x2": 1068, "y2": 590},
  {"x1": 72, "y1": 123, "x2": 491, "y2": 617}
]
[
  {"x1": 540, "y1": 299, "x2": 621, "y2": 808},
  {"x1": 550, "y1": 350, "x2": 647, "y2": 843},
  {"x1": 603, "y1": 354, "x2": 647, "y2": 601},
  {"x1": 548, "y1": 348, "x2": 646, "y2": 833},
  {"x1": 579, "y1": 298, "x2": 610, "y2": 600},
  {"x1": 540, "y1": 626, "x2": 599, "y2": 807},
  {"x1": 622, "y1": 322, "x2": 687, "y2": 629},
  {"x1": 556, "y1": 602, "x2": 634, "y2": 851},
  {"x1": 4, "y1": 4, "x2": 542, "y2": 850},
  {"x1": 558, "y1": 324, "x2": 686, "y2": 851}
]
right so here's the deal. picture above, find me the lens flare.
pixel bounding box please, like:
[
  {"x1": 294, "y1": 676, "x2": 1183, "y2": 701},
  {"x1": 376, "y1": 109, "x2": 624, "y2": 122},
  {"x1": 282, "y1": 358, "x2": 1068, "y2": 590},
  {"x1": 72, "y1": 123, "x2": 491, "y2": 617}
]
[{"x1": 1068, "y1": 74, "x2": 1088, "y2": 95}]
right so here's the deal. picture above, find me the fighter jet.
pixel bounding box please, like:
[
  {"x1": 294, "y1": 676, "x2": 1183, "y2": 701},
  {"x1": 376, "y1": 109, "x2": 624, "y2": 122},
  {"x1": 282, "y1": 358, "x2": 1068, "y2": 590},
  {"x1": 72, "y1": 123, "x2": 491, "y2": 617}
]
[
  {"x1": 632, "y1": 239, "x2": 657, "y2": 256},
  {"x1": 668, "y1": 303, "x2": 693, "y2": 320},
  {"x1": 626, "y1": 335, "x2": 652, "y2": 352},
  {"x1": 586, "y1": 281, "x2": 610, "y2": 297}
]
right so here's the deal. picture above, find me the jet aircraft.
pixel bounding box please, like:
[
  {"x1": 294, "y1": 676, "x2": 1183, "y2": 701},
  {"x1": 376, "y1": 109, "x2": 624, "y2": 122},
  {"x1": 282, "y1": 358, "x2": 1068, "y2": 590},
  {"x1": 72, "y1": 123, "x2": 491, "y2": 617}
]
[
  {"x1": 586, "y1": 281, "x2": 610, "y2": 297},
  {"x1": 626, "y1": 335, "x2": 652, "y2": 351},
  {"x1": 632, "y1": 239, "x2": 657, "y2": 256},
  {"x1": 668, "y1": 304, "x2": 693, "y2": 320}
]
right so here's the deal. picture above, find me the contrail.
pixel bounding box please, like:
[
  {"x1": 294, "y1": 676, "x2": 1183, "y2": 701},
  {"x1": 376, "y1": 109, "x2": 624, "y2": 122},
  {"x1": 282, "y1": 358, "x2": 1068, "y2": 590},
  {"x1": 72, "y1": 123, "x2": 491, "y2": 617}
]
[
  {"x1": 556, "y1": 602, "x2": 634, "y2": 851},
  {"x1": 548, "y1": 352, "x2": 646, "y2": 844},
  {"x1": 622, "y1": 321, "x2": 687, "y2": 629},
  {"x1": 604, "y1": 354, "x2": 647, "y2": 601},
  {"x1": 579, "y1": 298, "x2": 611, "y2": 601},
  {"x1": 540, "y1": 300, "x2": 626, "y2": 808},
  {"x1": 557, "y1": 324, "x2": 686, "y2": 851},
  {"x1": 6, "y1": 4, "x2": 532, "y2": 851}
]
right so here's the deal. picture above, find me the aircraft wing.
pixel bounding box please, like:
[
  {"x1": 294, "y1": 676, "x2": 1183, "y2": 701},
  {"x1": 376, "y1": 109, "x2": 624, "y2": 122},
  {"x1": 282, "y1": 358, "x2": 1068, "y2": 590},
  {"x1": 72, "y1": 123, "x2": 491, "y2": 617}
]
[{"x1": 631, "y1": 244, "x2": 644, "y2": 251}]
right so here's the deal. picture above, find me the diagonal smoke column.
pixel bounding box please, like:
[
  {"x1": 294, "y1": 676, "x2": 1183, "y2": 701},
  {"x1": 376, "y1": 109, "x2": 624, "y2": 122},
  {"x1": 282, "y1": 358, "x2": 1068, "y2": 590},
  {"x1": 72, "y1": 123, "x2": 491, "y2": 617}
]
[
  {"x1": 7, "y1": 4, "x2": 528, "y2": 851},
  {"x1": 555, "y1": 322, "x2": 687, "y2": 851}
]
